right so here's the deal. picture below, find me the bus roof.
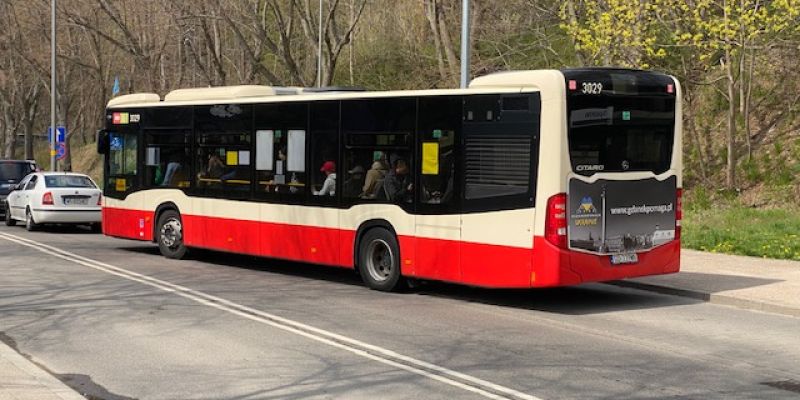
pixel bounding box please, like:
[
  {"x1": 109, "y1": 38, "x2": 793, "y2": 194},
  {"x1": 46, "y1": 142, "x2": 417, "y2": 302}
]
[{"x1": 106, "y1": 69, "x2": 567, "y2": 109}]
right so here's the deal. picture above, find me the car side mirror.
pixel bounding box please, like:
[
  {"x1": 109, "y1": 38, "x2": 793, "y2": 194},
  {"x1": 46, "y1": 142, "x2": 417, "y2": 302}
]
[{"x1": 96, "y1": 129, "x2": 109, "y2": 155}]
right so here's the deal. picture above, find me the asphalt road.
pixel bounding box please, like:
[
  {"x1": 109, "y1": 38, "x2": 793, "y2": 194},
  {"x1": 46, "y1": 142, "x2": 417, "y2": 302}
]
[{"x1": 1, "y1": 224, "x2": 799, "y2": 400}]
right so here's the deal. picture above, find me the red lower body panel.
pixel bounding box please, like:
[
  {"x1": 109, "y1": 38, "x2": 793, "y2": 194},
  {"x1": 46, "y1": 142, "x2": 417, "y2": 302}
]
[
  {"x1": 103, "y1": 207, "x2": 680, "y2": 288},
  {"x1": 530, "y1": 236, "x2": 681, "y2": 287},
  {"x1": 102, "y1": 207, "x2": 154, "y2": 241}
]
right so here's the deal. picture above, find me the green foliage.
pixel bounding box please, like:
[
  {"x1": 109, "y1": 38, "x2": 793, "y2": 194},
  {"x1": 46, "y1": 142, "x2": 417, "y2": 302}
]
[
  {"x1": 559, "y1": 0, "x2": 669, "y2": 68},
  {"x1": 683, "y1": 205, "x2": 800, "y2": 260}
]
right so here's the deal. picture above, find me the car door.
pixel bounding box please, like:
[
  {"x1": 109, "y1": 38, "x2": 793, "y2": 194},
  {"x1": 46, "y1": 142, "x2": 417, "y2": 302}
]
[
  {"x1": 6, "y1": 175, "x2": 30, "y2": 220},
  {"x1": 22, "y1": 175, "x2": 39, "y2": 215}
]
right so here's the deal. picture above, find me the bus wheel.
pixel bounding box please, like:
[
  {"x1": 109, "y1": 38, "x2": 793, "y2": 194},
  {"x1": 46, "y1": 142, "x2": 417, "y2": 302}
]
[
  {"x1": 157, "y1": 210, "x2": 187, "y2": 259},
  {"x1": 358, "y1": 228, "x2": 405, "y2": 291}
]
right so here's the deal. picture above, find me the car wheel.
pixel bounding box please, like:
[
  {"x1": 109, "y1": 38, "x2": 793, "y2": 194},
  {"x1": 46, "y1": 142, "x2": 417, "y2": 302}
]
[
  {"x1": 25, "y1": 208, "x2": 38, "y2": 231},
  {"x1": 4, "y1": 204, "x2": 15, "y2": 227},
  {"x1": 157, "y1": 209, "x2": 187, "y2": 259},
  {"x1": 358, "y1": 227, "x2": 405, "y2": 292}
]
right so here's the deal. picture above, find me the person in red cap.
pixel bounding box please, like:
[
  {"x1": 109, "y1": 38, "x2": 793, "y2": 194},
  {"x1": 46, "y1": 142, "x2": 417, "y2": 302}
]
[{"x1": 315, "y1": 160, "x2": 336, "y2": 196}]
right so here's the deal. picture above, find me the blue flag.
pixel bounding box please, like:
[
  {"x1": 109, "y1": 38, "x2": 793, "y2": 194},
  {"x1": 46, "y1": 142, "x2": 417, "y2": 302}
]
[{"x1": 112, "y1": 77, "x2": 120, "y2": 96}]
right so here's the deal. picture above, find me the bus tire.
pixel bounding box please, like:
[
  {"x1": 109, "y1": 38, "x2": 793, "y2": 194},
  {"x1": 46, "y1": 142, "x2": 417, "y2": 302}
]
[
  {"x1": 358, "y1": 227, "x2": 405, "y2": 292},
  {"x1": 157, "y1": 209, "x2": 187, "y2": 260},
  {"x1": 4, "y1": 204, "x2": 15, "y2": 226}
]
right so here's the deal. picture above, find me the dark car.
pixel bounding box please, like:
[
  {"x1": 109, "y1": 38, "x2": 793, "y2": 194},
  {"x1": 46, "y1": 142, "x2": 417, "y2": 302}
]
[{"x1": 0, "y1": 160, "x2": 38, "y2": 217}]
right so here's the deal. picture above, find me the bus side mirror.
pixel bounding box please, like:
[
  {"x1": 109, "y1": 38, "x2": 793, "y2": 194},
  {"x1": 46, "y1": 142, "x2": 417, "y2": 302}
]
[{"x1": 96, "y1": 129, "x2": 109, "y2": 155}]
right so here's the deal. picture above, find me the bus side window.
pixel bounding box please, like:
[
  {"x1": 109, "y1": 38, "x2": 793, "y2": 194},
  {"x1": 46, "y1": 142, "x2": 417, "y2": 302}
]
[
  {"x1": 193, "y1": 105, "x2": 253, "y2": 198},
  {"x1": 144, "y1": 130, "x2": 191, "y2": 189},
  {"x1": 418, "y1": 96, "x2": 461, "y2": 207},
  {"x1": 254, "y1": 103, "x2": 308, "y2": 200},
  {"x1": 341, "y1": 98, "x2": 415, "y2": 204},
  {"x1": 309, "y1": 102, "x2": 340, "y2": 203}
]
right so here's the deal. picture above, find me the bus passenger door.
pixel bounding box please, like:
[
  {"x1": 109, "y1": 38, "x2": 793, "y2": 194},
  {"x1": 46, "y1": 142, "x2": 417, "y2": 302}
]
[{"x1": 414, "y1": 97, "x2": 462, "y2": 282}]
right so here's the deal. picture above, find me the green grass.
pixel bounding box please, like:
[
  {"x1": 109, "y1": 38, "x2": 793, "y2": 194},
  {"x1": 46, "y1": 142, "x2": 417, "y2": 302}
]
[{"x1": 683, "y1": 206, "x2": 800, "y2": 261}]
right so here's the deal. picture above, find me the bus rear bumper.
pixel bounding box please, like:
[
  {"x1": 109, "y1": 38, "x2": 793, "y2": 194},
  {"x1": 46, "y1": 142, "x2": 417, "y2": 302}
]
[{"x1": 531, "y1": 236, "x2": 680, "y2": 288}]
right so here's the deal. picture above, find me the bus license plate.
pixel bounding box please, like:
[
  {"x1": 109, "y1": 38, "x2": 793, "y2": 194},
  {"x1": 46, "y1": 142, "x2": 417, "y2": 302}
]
[{"x1": 610, "y1": 253, "x2": 638, "y2": 265}]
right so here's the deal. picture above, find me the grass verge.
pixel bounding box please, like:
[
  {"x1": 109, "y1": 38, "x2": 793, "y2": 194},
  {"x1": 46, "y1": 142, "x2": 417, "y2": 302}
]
[{"x1": 683, "y1": 206, "x2": 800, "y2": 261}]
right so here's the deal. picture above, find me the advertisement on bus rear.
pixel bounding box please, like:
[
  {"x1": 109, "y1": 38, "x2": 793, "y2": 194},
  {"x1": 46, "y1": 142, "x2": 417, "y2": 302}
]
[{"x1": 568, "y1": 176, "x2": 677, "y2": 254}]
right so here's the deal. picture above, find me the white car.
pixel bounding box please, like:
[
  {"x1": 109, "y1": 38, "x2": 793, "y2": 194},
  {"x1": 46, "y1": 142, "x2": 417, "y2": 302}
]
[{"x1": 4, "y1": 172, "x2": 102, "y2": 231}]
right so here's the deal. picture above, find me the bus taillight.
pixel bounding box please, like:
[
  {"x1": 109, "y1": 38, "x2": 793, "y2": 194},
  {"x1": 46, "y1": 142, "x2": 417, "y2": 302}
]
[
  {"x1": 545, "y1": 193, "x2": 568, "y2": 249},
  {"x1": 676, "y1": 188, "x2": 683, "y2": 240}
]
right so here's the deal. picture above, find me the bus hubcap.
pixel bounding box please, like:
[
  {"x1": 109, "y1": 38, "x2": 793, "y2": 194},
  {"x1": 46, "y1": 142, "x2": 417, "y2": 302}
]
[
  {"x1": 160, "y1": 219, "x2": 182, "y2": 249},
  {"x1": 366, "y1": 239, "x2": 394, "y2": 282}
]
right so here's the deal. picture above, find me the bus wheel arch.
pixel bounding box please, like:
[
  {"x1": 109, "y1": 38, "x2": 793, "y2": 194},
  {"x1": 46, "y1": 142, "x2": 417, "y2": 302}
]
[{"x1": 354, "y1": 220, "x2": 405, "y2": 291}]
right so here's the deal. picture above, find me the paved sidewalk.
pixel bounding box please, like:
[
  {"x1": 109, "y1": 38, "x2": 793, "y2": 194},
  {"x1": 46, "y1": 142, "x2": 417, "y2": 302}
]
[
  {"x1": 0, "y1": 341, "x2": 84, "y2": 400},
  {"x1": 613, "y1": 249, "x2": 800, "y2": 317}
]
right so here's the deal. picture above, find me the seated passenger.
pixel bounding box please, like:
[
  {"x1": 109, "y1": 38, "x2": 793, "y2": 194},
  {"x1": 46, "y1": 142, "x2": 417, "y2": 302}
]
[
  {"x1": 384, "y1": 159, "x2": 413, "y2": 203},
  {"x1": 198, "y1": 154, "x2": 224, "y2": 179},
  {"x1": 161, "y1": 161, "x2": 182, "y2": 187},
  {"x1": 314, "y1": 161, "x2": 336, "y2": 196},
  {"x1": 343, "y1": 165, "x2": 365, "y2": 198},
  {"x1": 362, "y1": 153, "x2": 388, "y2": 198}
]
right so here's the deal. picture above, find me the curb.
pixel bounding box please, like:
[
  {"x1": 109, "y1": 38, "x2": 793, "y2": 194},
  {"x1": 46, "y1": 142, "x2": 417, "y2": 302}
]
[
  {"x1": 0, "y1": 340, "x2": 86, "y2": 400},
  {"x1": 608, "y1": 280, "x2": 800, "y2": 318}
]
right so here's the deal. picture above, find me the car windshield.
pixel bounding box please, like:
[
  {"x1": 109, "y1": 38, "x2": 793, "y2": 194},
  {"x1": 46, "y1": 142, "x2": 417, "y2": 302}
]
[
  {"x1": 0, "y1": 162, "x2": 34, "y2": 183},
  {"x1": 45, "y1": 175, "x2": 97, "y2": 188}
]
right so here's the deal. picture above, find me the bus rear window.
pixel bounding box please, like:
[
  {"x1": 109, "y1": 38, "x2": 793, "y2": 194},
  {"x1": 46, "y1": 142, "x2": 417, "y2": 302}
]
[{"x1": 567, "y1": 97, "x2": 675, "y2": 175}]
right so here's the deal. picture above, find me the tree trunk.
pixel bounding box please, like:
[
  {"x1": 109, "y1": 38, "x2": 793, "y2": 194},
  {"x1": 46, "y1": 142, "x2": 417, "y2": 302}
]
[
  {"x1": 725, "y1": 51, "x2": 737, "y2": 189},
  {"x1": 423, "y1": 0, "x2": 449, "y2": 83}
]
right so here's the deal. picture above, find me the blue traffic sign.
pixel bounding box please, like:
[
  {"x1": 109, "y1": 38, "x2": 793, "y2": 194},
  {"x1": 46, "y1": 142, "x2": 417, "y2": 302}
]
[
  {"x1": 48, "y1": 126, "x2": 66, "y2": 143},
  {"x1": 56, "y1": 142, "x2": 66, "y2": 160}
]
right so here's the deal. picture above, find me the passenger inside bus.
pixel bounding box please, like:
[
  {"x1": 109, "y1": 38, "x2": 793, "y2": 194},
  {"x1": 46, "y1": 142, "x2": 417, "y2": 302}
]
[
  {"x1": 199, "y1": 154, "x2": 224, "y2": 179},
  {"x1": 384, "y1": 159, "x2": 413, "y2": 203},
  {"x1": 160, "y1": 161, "x2": 182, "y2": 187},
  {"x1": 362, "y1": 151, "x2": 388, "y2": 198},
  {"x1": 343, "y1": 165, "x2": 365, "y2": 198},
  {"x1": 314, "y1": 161, "x2": 336, "y2": 196}
]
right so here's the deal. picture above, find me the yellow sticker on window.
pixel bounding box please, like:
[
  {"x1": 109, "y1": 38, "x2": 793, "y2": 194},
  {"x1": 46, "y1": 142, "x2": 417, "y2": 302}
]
[
  {"x1": 120, "y1": 112, "x2": 129, "y2": 124},
  {"x1": 422, "y1": 142, "x2": 439, "y2": 175},
  {"x1": 226, "y1": 151, "x2": 238, "y2": 166},
  {"x1": 115, "y1": 178, "x2": 126, "y2": 191}
]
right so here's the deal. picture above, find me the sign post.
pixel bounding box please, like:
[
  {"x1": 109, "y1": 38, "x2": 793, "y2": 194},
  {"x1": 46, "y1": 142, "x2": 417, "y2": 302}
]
[
  {"x1": 48, "y1": 126, "x2": 67, "y2": 162},
  {"x1": 50, "y1": 0, "x2": 57, "y2": 171}
]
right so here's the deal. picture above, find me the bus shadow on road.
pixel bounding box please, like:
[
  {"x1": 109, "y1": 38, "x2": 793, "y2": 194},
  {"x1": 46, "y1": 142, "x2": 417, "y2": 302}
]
[
  {"x1": 118, "y1": 246, "x2": 701, "y2": 315},
  {"x1": 119, "y1": 246, "x2": 366, "y2": 287},
  {"x1": 411, "y1": 282, "x2": 702, "y2": 315}
]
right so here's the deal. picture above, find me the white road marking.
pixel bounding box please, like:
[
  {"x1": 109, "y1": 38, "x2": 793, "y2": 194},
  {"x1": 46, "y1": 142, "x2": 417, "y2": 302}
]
[{"x1": 0, "y1": 232, "x2": 543, "y2": 400}]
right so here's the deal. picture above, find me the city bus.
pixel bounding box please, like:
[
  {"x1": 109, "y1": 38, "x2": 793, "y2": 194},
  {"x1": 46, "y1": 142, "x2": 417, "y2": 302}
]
[{"x1": 97, "y1": 68, "x2": 682, "y2": 291}]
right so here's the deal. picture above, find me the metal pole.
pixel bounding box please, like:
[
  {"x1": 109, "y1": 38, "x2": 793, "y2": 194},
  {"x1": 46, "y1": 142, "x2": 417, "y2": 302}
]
[
  {"x1": 317, "y1": 0, "x2": 323, "y2": 87},
  {"x1": 50, "y1": 0, "x2": 57, "y2": 171},
  {"x1": 459, "y1": 0, "x2": 470, "y2": 88}
]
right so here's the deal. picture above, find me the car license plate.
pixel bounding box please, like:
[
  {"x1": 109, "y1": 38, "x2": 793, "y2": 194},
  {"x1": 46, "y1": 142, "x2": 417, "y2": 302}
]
[
  {"x1": 610, "y1": 253, "x2": 638, "y2": 265},
  {"x1": 64, "y1": 198, "x2": 88, "y2": 206}
]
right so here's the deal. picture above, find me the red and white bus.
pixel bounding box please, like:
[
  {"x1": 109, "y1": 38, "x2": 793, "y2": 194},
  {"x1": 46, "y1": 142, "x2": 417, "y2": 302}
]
[{"x1": 97, "y1": 68, "x2": 682, "y2": 291}]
